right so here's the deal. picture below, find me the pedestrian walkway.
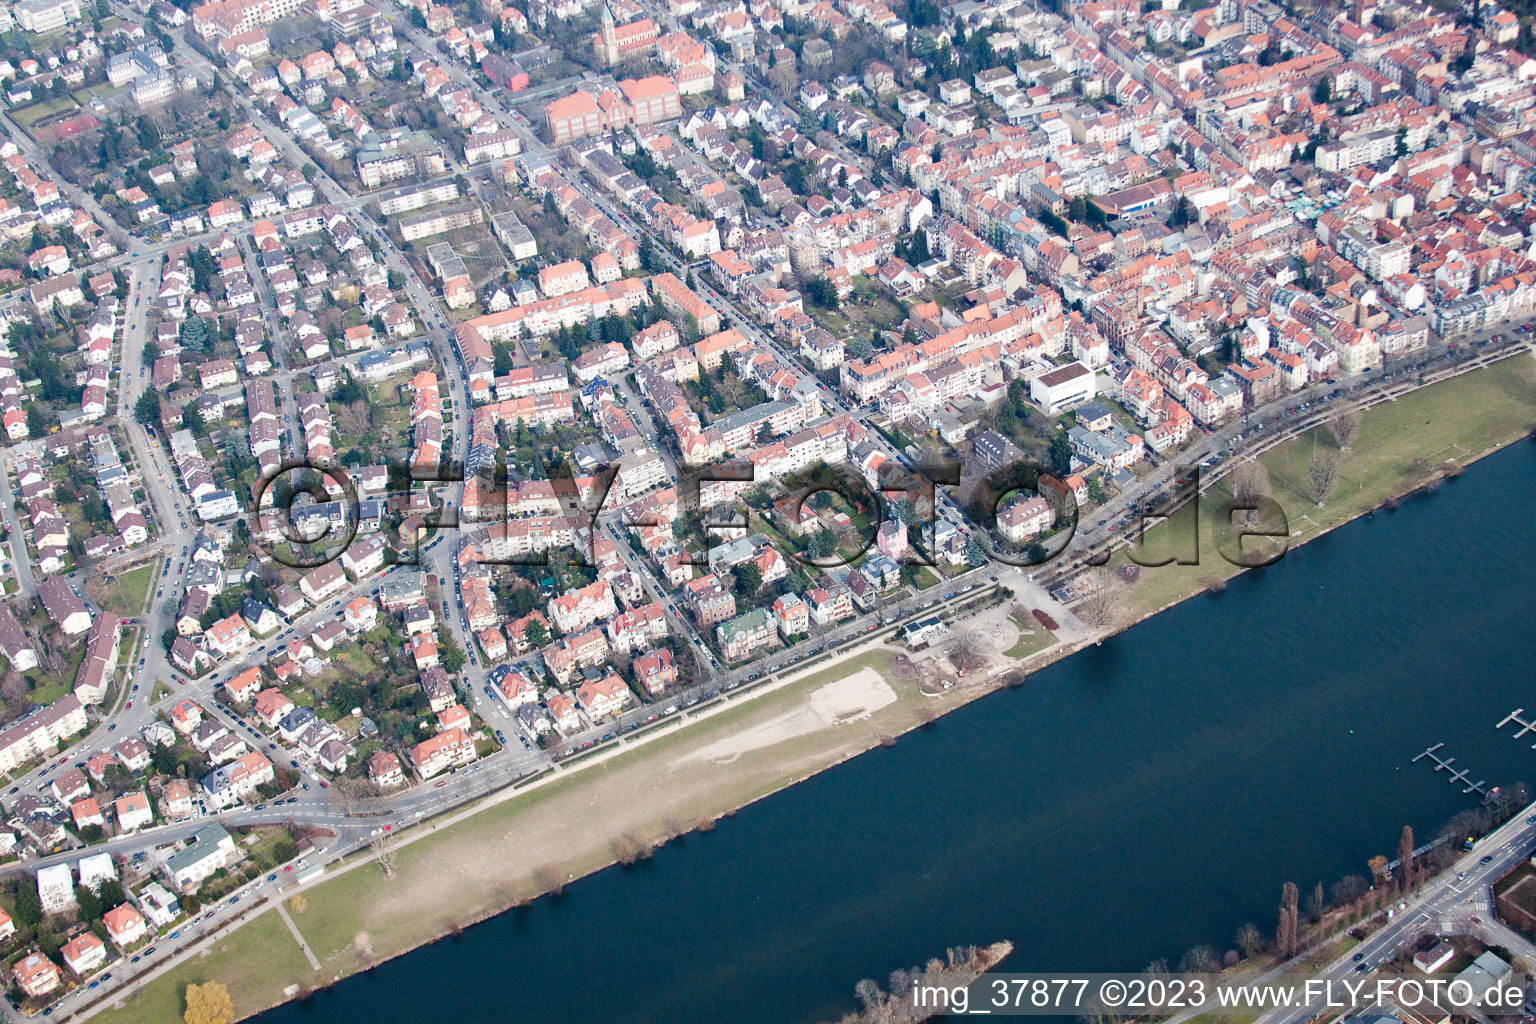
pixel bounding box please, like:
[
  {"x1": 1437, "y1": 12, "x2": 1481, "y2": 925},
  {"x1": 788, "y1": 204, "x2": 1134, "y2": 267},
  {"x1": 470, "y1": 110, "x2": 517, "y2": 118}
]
[{"x1": 277, "y1": 903, "x2": 322, "y2": 971}]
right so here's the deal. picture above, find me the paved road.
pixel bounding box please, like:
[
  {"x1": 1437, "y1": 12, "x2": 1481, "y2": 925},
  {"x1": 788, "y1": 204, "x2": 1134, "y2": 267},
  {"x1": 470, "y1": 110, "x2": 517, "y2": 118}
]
[
  {"x1": 1255, "y1": 800, "x2": 1536, "y2": 1024},
  {"x1": 9, "y1": 16, "x2": 1530, "y2": 1021},
  {"x1": 0, "y1": 457, "x2": 34, "y2": 598}
]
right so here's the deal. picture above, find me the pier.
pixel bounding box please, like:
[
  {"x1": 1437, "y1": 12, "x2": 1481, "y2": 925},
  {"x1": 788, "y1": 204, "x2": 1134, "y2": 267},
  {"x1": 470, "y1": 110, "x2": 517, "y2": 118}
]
[
  {"x1": 1496, "y1": 708, "x2": 1536, "y2": 744},
  {"x1": 1412, "y1": 744, "x2": 1490, "y2": 797}
]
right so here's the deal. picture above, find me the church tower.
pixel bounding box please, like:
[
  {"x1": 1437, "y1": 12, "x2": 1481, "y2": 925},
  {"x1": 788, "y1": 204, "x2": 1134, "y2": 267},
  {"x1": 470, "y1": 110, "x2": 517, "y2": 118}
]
[{"x1": 598, "y1": 4, "x2": 619, "y2": 65}]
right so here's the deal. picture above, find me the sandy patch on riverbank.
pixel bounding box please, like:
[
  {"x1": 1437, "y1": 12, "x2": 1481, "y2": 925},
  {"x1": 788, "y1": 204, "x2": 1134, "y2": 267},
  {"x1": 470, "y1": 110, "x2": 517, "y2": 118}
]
[{"x1": 675, "y1": 669, "x2": 897, "y2": 766}]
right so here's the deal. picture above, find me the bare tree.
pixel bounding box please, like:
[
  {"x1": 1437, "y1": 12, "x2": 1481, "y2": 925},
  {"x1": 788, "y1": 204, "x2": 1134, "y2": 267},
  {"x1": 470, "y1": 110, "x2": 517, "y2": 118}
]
[
  {"x1": 766, "y1": 60, "x2": 799, "y2": 98},
  {"x1": 1, "y1": 670, "x2": 25, "y2": 702},
  {"x1": 946, "y1": 627, "x2": 990, "y2": 674},
  {"x1": 1178, "y1": 945, "x2": 1219, "y2": 973},
  {"x1": 1231, "y1": 461, "x2": 1271, "y2": 507},
  {"x1": 331, "y1": 777, "x2": 379, "y2": 816},
  {"x1": 1074, "y1": 568, "x2": 1119, "y2": 628},
  {"x1": 1397, "y1": 825, "x2": 1415, "y2": 891},
  {"x1": 1329, "y1": 405, "x2": 1362, "y2": 453},
  {"x1": 336, "y1": 399, "x2": 372, "y2": 437},
  {"x1": 369, "y1": 832, "x2": 398, "y2": 879},
  {"x1": 1307, "y1": 451, "x2": 1338, "y2": 506},
  {"x1": 1307, "y1": 881, "x2": 1324, "y2": 923},
  {"x1": 1235, "y1": 923, "x2": 1264, "y2": 959},
  {"x1": 1276, "y1": 882, "x2": 1300, "y2": 958}
]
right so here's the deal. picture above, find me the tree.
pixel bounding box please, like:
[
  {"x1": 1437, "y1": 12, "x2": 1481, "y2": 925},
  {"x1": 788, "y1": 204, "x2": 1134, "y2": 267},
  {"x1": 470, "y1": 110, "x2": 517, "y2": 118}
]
[
  {"x1": 1397, "y1": 825, "x2": 1415, "y2": 891},
  {"x1": 134, "y1": 390, "x2": 161, "y2": 425},
  {"x1": 184, "y1": 981, "x2": 233, "y2": 1024},
  {"x1": 1230, "y1": 460, "x2": 1269, "y2": 527},
  {"x1": 909, "y1": 230, "x2": 930, "y2": 263},
  {"x1": 524, "y1": 619, "x2": 550, "y2": 650},
  {"x1": 1049, "y1": 431, "x2": 1073, "y2": 474},
  {"x1": 74, "y1": 885, "x2": 101, "y2": 922},
  {"x1": 1329, "y1": 405, "x2": 1362, "y2": 453},
  {"x1": 1074, "y1": 568, "x2": 1118, "y2": 627},
  {"x1": 947, "y1": 626, "x2": 989, "y2": 673},
  {"x1": 1235, "y1": 923, "x2": 1264, "y2": 959},
  {"x1": 337, "y1": 399, "x2": 372, "y2": 437},
  {"x1": 438, "y1": 631, "x2": 466, "y2": 673},
  {"x1": 766, "y1": 59, "x2": 798, "y2": 96},
  {"x1": 330, "y1": 778, "x2": 378, "y2": 817},
  {"x1": 13, "y1": 880, "x2": 41, "y2": 928},
  {"x1": 369, "y1": 832, "x2": 398, "y2": 879},
  {"x1": 1313, "y1": 76, "x2": 1332, "y2": 104},
  {"x1": 733, "y1": 560, "x2": 763, "y2": 597},
  {"x1": 1275, "y1": 882, "x2": 1300, "y2": 958},
  {"x1": 805, "y1": 276, "x2": 840, "y2": 309},
  {"x1": 1178, "y1": 945, "x2": 1218, "y2": 973},
  {"x1": 180, "y1": 313, "x2": 208, "y2": 351},
  {"x1": 1330, "y1": 874, "x2": 1369, "y2": 906},
  {"x1": 806, "y1": 528, "x2": 837, "y2": 561},
  {"x1": 1167, "y1": 195, "x2": 1192, "y2": 229},
  {"x1": 1308, "y1": 450, "x2": 1338, "y2": 506}
]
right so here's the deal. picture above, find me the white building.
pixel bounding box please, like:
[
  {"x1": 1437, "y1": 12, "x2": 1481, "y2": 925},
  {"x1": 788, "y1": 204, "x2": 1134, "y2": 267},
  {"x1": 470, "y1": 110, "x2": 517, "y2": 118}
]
[
  {"x1": 14, "y1": 0, "x2": 81, "y2": 33},
  {"x1": 76, "y1": 852, "x2": 115, "y2": 893},
  {"x1": 37, "y1": 862, "x2": 75, "y2": 915},
  {"x1": 1029, "y1": 361, "x2": 1096, "y2": 414},
  {"x1": 162, "y1": 824, "x2": 238, "y2": 891}
]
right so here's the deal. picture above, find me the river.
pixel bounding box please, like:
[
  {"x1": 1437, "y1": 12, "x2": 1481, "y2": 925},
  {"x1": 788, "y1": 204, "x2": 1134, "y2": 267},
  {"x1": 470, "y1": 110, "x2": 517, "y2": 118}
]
[{"x1": 258, "y1": 440, "x2": 1536, "y2": 1024}]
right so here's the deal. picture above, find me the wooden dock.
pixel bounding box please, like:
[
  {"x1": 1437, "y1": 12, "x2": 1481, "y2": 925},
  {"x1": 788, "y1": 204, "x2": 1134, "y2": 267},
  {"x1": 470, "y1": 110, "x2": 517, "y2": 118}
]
[
  {"x1": 1497, "y1": 708, "x2": 1536, "y2": 745},
  {"x1": 1413, "y1": 743, "x2": 1490, "y2": 797}
]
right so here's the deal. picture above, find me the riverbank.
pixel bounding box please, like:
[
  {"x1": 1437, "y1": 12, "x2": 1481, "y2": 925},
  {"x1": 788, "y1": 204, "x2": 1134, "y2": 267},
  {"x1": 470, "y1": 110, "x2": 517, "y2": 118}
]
[
  {"x1": 1113, "y1": 351, "x2": 1536, "y2": 618},
  {"x1": 93, "y1": 352, "x2": 1536, "y2": 1024}
]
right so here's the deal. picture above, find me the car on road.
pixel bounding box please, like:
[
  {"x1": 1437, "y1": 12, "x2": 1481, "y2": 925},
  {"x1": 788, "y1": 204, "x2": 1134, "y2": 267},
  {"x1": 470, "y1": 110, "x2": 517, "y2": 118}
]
[
  {"x1": 267, "y1": 874, "x2": 277, "y2": 882},
  {"x1": 1480, "y1": 855, "x2": 1494, "y2": 864},
  {"x1": 1354, "y1": 963, "x2": 1369, "y2": 972},
  {"x1": 1352, "y1": 953, "x2": 1364, "y2": 962}
]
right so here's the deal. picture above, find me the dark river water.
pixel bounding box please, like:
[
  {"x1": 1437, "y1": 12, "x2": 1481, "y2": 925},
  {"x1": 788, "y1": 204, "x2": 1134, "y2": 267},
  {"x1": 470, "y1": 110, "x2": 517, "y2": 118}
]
[{"x1": 259, "y1": 440, "x2": 1536, "y2": 1024}]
